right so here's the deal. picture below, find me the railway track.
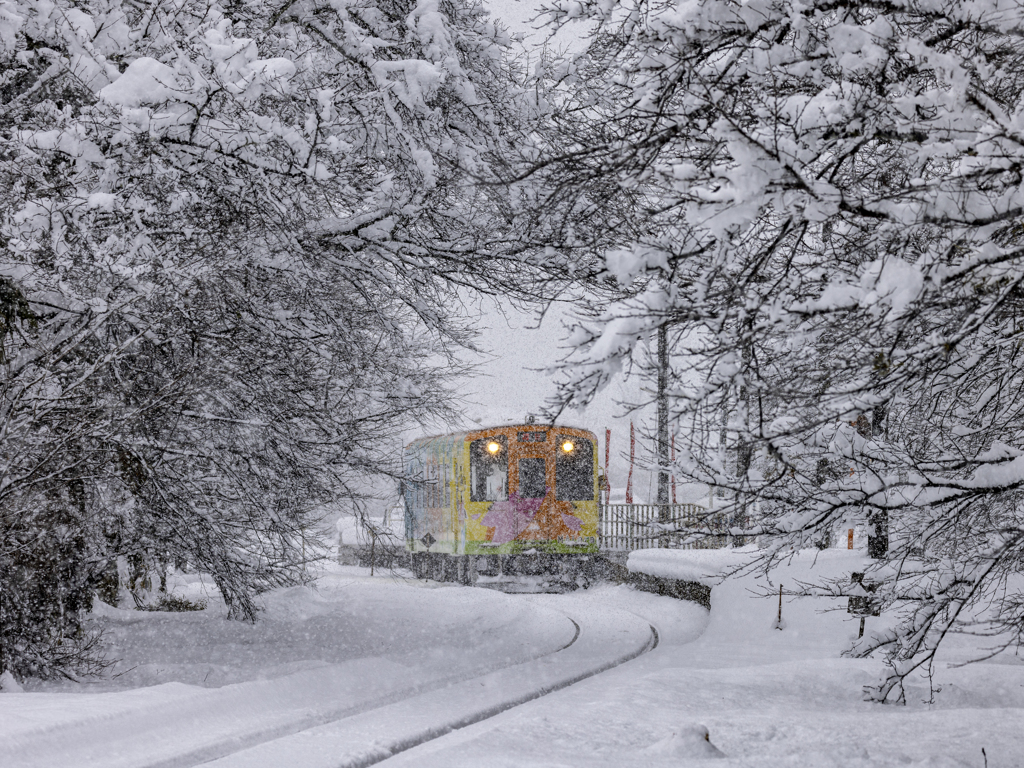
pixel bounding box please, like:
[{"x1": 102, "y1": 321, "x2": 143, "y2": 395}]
[
  {"x1": 195, "y1": 599, "x2": 658, "y2": 768},
  {"x1": 4, "y1": 597, "x2": 657, "y2": 768}
]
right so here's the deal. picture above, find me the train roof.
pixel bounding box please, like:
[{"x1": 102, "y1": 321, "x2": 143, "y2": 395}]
[{"x1": 405, "y1": 424, "x2": 595, "y2": 449}]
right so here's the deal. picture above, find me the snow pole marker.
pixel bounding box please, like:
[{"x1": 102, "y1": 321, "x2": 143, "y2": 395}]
[
  {"x1": 626, "y1": 421, "x2": 635, "y2": 504},
  {"x1": 772, "y1": 583, "x2": 785, "y2": 630},
  {"x1": 670, "y1": 433, "x2": 677, "y2": 504},
  {"x1": 605, "y1": 427, "x2": 611, "y2": 501}
]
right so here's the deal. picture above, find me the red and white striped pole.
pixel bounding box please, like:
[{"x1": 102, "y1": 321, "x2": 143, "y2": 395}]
[
  {"x1": 604, "y1": 428, "x2": 611, "y2": 502},
  {"x1": 671, "y1": 433, "x2": 677, "y2": 504},
  {"x1": 626, "y1": 421, "x2": 635, "y2": 504}
]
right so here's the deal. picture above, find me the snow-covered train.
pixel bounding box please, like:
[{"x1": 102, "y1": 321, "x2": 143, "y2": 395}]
[{"x1": 402, "y1": 423, "x2": 600, "y2": 589}]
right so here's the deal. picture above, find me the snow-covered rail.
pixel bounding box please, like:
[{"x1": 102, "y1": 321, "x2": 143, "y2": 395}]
[
  {"x1": 199, "y1": 600, "x2": 656, "y2": 768},
  {"x1": 2, "y1": 600, "x2": 655, "y2": 768}
]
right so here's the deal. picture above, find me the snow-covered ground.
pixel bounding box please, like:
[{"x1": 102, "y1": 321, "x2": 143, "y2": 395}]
[
  {"x1": 2, "y1": 551, "x2": 1022, "y2": 767},
  {"x1": 383, "y1": 550, "x2": 1024, "y2": 767},
  {"x1": 1, "y1": 565, "x2": 581, "y2": 767}
]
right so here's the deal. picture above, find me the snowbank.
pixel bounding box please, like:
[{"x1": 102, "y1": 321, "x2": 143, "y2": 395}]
[
  {"x1": 629, "y1": 546, "x2": 879, "y2": 657},
  {"x1": 626, "y1": 546, "x2": 756, "y2": 586},
  {"x1": 642, "y1": 724, "x2": 725, "y2": 759}
]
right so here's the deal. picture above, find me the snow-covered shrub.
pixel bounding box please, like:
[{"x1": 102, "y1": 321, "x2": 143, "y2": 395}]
[
  {"x1": 0, "y1": 498, "x2": 108, "y2": 680},
  {"x1": 138, "y1": 594, "x2": 208, "y2": 613}
]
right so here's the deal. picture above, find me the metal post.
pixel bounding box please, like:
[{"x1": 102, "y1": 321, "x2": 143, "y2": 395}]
[{"x1": 775, "y1": 583, "x2": 783, "y2": 630}]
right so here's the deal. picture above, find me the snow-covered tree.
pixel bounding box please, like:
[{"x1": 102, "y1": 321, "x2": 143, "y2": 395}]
[
  {"x1": 534, "y1": 0, "x2": 1024, "y2": 699},
  {"x1": 0, "y1": 0, "x2": 529, "y2": 678}
]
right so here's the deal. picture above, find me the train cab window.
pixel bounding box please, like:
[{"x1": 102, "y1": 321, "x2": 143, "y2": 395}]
[
  {"x1": 518, "y1": 457, "x2": 547, "y2": 498},
  {"x1": 470, "y1": 436, "x2": 507, "y2": 502},
  {"x1": 556, "y1": 436, "x2": 594, "y2": 501}
]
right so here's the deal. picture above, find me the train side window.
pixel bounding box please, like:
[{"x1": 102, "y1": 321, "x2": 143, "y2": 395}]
[
  {"x1": 556, "y1": 436, "x2": 594, "y2": 501},
  {"x1": 518, "y1": 457, "x2": 547, "y2": 498},
  {"x1": 470, "y1": 436, "x2": 507, "y2": 501}
]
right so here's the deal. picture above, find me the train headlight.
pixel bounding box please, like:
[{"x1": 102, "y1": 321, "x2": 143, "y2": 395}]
[
  {"x1": 487, "y1": 441, "x2": 501, "y2": 455},
  {"x1": 561, "y1": 440, "x2": 575, "y2": 453}
]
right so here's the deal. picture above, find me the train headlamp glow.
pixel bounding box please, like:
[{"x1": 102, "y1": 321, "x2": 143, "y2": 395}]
[
  {"x1": 486, "y1": 441, "x2": 501, "y2": 455},
  {"x1": 561, "y1": 440, "x2": 575, "y2": 453}
]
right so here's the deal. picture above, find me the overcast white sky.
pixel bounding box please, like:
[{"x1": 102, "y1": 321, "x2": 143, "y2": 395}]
[{"x1": 485, "y1": 0, "x2": 557, "y2": 44}]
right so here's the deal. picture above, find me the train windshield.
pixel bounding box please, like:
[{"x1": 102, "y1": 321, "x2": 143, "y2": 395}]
[
  {"x1": 470, "y1": 436, "x2": 507, "y2": 501},
  {"x1": 518, "y1": 457, "x2": 547, "y2": 498},
  {"x1": 556, "y1": 436, "x2": 594, "y2": 501}
]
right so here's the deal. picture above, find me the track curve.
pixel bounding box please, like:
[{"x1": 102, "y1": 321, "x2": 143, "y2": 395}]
[
  {"x1": 198, "y1": 604, "x2": 658, "y2": 768},
  {"x1": 5, "y1": 592, "x2": 581, "y2": 768}
]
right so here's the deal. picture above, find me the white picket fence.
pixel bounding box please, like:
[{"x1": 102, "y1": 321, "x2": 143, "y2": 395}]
[{"x1": 599, "y1": 503, "x2": 733, "y2": 551}]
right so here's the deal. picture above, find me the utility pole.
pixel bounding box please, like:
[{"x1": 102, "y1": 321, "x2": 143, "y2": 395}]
[{"x1": 657, "y1": 323, "x2": 669, "y2": 517}]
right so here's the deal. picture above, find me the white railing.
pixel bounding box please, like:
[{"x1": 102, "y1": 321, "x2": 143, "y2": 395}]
[{"x1": 599, "y1": 503, "x2": 732, "y2": 551}]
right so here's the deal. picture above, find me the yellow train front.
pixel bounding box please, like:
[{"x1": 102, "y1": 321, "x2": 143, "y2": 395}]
[{"x1": 402, "y1": 424, "x2": 599, "y2": 589}]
